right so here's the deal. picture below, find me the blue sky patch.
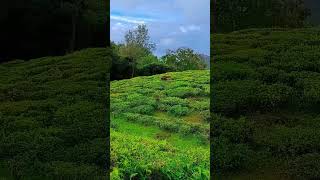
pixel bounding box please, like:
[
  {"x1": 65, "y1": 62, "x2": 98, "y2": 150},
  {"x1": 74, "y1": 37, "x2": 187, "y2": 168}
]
[{"x1": 110, "y1": 0, "x2": 210, "y2": 56}]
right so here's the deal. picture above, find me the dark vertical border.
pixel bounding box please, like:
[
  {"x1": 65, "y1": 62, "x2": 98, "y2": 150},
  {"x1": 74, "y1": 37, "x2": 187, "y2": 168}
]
[
  {"x1": 210, "y1": 0, "x2": 214, "y2": 179},
  {"x1": 105, "y1": 0, "x2": 111, "y2": 177}
]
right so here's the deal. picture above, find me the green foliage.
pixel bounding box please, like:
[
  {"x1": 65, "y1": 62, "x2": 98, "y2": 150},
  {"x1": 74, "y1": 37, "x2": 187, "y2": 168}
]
[
  {"x1": 288, "y1": 153, "x2": 320, "y2": 180},
  {"x1": 161, "y1": 48, "x2": 207, "y2": 71},
  {"x1": 123, "y1": 24, "x2": 156, "y2": 54},
  {"x1": 117, "y1": 25, "x2": 156, "y2": 78},
  {"x1": 168, "y1": 105, "x2": 189, "y2": 117},
  {"x1": 212, "y1": 138, "x2": 253, "y2": 171},
  {"x1": 111, "y1": 70, "x2": 210, "y2": 179},
  {"x1": 255, "y1": 126, "x2": 320, "y2": 156},
  {"x1": 212, "y1": 28, "x2": 320, "y2": 178},
  {"x1": 166, "y1": 87, "x2": 203, "y2": 98},
  {"x1": 111, "y1": 131, "x2": 209, "y2": 180},
  {"x1": 215, "y1": 0, "x2": 310, "y2": 32},
  {"x1": 138, "y1": 63, "x2": 175, "y2": 76},
  {"x1": 137, "y1": 54, "x2": 159, "y2": 68},
  {"x1": 111, "y1": 26, "x2": 209, "y2": 80},
  {"x1": 0, "y1": 48, "x2": 110, "y2": 177},
  {"x1": 131, "y1": 105, "x2": 155, "y2": 115}
]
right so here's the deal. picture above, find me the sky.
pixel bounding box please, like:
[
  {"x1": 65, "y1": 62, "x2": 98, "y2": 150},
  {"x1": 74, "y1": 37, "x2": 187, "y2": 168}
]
[{"x1": 110, "y1": 0, "x2": 210, "y2": 57}]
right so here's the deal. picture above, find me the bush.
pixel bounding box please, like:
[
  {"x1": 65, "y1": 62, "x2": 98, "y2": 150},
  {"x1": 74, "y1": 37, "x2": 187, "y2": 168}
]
[
  {"x1": 211, "y1": 138, "x2": 253, "y2": 171},
  {"x1": 212, "y1": 115, "x2": 253, "y2": 144},
  {"x1": 288, "y1": 153, "x2": 320, "y2": 180},
  {"x1": 110, "y1": 70, "x2": 210, "y2": 178},
  {"x1": 255, "y1": 83, "x2": 293, "y2": 110},
  {"x1": 0, "y1": 49, "x2": 110, "y2": 177},
  {"x1": 43, "y1": 161, "x2": 103, "y2": 178},
  {"x1": 166, "y1": 87, "x2": 203, "y2": 98},
  {"x1": 255, "y1": 126, "x2": 320, "y2": 156},
  {"x1": 168, "y1": 105, "x2": 189, "y2": 117},
  {"x1": 138, "y1": 63, "x2": 174, "y2": 76},
  {"x1": 212, "y1": 62, "x2": 257, "y2": 81},
  {"x1": 159, "y1": 97, "x2": 188, "y2": 108},
  {"x1": 211, "y1": 28, "x2": 320, "y2": 176},
  {"x1": 111, "y1": 131, "x2": 209, "y2": 179},
  {"x1": 131, "y1": 105, "x2": 155, "y2": 115},
  {"x1": 212, "y1": 80, "x2": 260, "y2": 115}
]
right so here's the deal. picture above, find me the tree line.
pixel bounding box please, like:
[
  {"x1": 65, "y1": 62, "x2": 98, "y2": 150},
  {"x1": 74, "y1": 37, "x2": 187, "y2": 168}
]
[
  {"x1": 0, "y1": 0, "x2": 108, "y2": 62},
  {"x1": 214, "y1": 0, "x2": 311, "y2": 32},
  {"x1": 111, "y1": 25, "x2": 208, "y2": 80}
]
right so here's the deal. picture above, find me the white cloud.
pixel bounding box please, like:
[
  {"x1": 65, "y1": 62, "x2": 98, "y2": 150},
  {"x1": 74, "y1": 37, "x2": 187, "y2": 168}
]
[
  {"x1": 111, "y1": 15, "x2": 155, "y2": 24},
  {"x1": 179, "y1": 25, "x2": 201, "y2": 33}
]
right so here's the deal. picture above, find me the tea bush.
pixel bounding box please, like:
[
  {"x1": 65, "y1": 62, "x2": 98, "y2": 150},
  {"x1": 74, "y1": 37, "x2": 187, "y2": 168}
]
[
  {"x1": 288, "y1": 153, "x2": 320, "y2": 180},
  {"x1": 254, "y1": 126, "x2": 320, "y2": 156},
  {"x1": 212, "y1": 28, "x2": 320, "y2": 177},
  {"x1": 111, "y1": 131, "x2": 209, "y2": 180},
  {"x1": 111, "y1": 70, "x2": 210, "y2": 179},
  {"x1": 0, "y1": 48, "x2": 111, "y2": 178},
  {"x1": 168, "y1": 105, "x2": 189, "y2": 117}
]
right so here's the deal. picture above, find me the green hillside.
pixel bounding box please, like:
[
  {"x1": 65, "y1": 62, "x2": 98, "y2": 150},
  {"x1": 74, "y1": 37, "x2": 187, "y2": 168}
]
[
  {"x1": 110, "y1": 70, "x2": 210, "y2": 179},
  {"x1": 212, "y1": 28, "x2": 320, "y2": 179},
  {"x1": 0, "y1": 48, "x2": 111, "y2": 178}
]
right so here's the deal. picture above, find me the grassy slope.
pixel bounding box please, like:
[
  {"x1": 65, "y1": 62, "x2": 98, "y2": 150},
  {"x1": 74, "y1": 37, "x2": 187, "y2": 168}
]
[
  {"x1": 0, "y1": 48, "x2": 111, "y2": 178},
  {"x1": 212, "y1": 28, "x2": 320, "y2": 179},
  {"x1": 110, "y1": 70, "x2": 210, "y2": 179}
]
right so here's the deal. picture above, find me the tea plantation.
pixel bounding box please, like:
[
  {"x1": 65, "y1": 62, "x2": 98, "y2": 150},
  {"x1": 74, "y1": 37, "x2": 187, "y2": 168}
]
[
  {"x1": 0, "y1": 48, "x2": 110, "y2": 178},
  {"x1": 110, "y1": 70, "x2": 210, "y2": 179},
  {"x1": 212, "y1": 28, "x2": 320, "y2": 179}
]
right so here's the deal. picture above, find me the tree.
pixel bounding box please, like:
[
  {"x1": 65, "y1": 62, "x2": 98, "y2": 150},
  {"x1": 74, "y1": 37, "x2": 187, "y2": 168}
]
[
  {"x1": 0, "y1": 0, "x2": 108, "y2": 61},
  {"x1": 124, "y1": 24, "x2": 156, "y2": 53},
  {"x1": 137, "y1": 54, "x2": 159, "y2": 68},
  {"x1": 161, "y1": 48, "x2": 207, "y2": 71},
  {"x1": 215, "y1": 0, "x2": 310, "y2": 32},
  {"x1": 119, "y1": 24, "x2": 156, "y2": 77},
  {"x1": 272, "y1": 0, "x2": 311, "y2": 27},
  {"x1": 119, "y1": 44, "x2": 146, "y2": 77}
]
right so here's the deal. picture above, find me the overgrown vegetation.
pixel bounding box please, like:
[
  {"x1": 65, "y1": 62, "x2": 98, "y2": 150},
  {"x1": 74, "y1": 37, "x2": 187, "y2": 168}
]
[
  {"x1": 211, "y1": 28, "x2": 320, "y2": 179},
  {"x1": 0, "y1": 48, "x2": 110, "y2": 178},
  {"x1": 111, "y1": 71, "x2": 210, "y2": 179}
]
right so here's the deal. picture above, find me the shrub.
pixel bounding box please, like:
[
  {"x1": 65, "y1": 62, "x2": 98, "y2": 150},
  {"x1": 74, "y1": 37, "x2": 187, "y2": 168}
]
[
  {"x1": 165, "y1": 87, "x2": 202, "y2": 98},
  {"x1": 138, "y1": 63, "x2": 174, "y2": 76},
  {"x1": 168, "y1": 105, "x2": 189, "y2": 117},
  {"x1": 188, "y1": 100, "x2": 209, "y2": 111},
  {"x1": 111, "y1": 131, "x2": 209, "y2": 179},
  {"x1": 126, "y1": 93, "x2": 157, "y2": 107},
  {"x1": 160, "y1": 97, "x2": 188, "y2": 106},
  {"x1": 255, "y1": 83, "x2": 293, "y2": 110},
  {"x1": 43, "y1": 161, "x2": 103, "y2": 178},
  {"x1": 212, "y1": 62, "x2": 257, "y2": 81},
  {"x1": 131, "y1": 105, "x2": 155, "y2": 115},
  {"x1": 212, "y1": 80, "x2": 260, "y2": 115},
  {"x1": 211, "y1": 138, "x2": 253, "y2": 171},
  {"x1": 288, "y1": 153, "x2": 320, "y2": 180},
  {"x1": 254, "y1": 126, "x2": 320, "y2": 156},
  {"x1": 211, "y1": 114, "x2": 253, "y2": 144}
]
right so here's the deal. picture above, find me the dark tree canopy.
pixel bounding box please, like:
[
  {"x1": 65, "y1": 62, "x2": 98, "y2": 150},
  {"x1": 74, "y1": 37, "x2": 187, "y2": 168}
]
[
  {"x1": 0, "y1": 0, "x2": 108, "y2": 62},
  {"x1": 214, "y1": 0, "x2": 311, "y2": 32}
]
